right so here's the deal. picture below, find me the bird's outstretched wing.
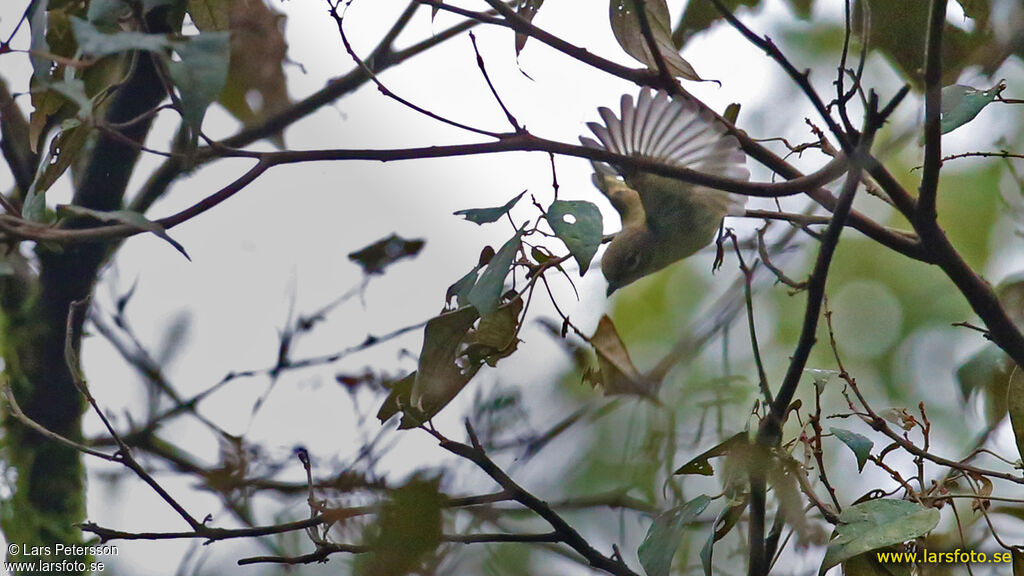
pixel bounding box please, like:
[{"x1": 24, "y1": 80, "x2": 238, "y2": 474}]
[{"x1": 580, "y1": 90, "x2": 748, "y2": 220}]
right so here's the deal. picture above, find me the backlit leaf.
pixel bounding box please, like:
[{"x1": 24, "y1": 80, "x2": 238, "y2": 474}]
[
  {"x1": 819, "y1": 499, "x2": 939, "y2": 575},
  {"x1": 639, "y1": 495, "x2": 712, "y2": 576},
  {"x1": 611, "y1": 0, "x2": 702, "y2": 81},
  {"x1": 941, "y1": 81, "x2": 1005, "y2": 134},
  {"x1": 454, "y1": 191, "x2": 525, "y2": 225},
  {"x1": 168, "y1": 31, "x2": 230, "y2": 142},
  {"x1": 467, "y1": 228, "x2": 523, "y2": 315},
  {"x1": 546, "y1": 200, "x2": 603, "y2": 275},
  {"x1": 831, "y1": 427, "x2": 873, "y2": 472}
]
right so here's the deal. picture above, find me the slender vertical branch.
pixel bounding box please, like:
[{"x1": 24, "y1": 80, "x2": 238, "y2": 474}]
[{"x1": 917, "y1": 0, "x2": 946, "y2": 222}]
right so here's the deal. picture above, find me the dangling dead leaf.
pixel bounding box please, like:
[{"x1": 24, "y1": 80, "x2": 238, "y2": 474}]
[
  {"x1": 610, "y1": 0, "x2": 703, "y2": 81},
  {"x1": 409, "y1": 306, "x2": 481, "y2": 421},
  {"x1": 586, "y1": 315, "x2": 658, "y2": 399},
  {"x1": 187, "y1": 0, "x2": 291, "y2": 145}
]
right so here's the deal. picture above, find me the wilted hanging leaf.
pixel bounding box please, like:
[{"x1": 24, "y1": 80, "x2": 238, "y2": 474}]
[
  {"x1": 467, "y1": 228, "x2": 523, "y2": 316},
  {"x1": 24, "y1": 121, "x2": 92, "y2": 222},
  {"x1": 674, "y1": 431, "x2": 749, "y2": 475},
  {"x1": 611, "y1": 0, "x2": 703, "y2": 81},
  {"x1": 514, "y1": 0, "x2": 545, "y2": 54},
  {"x1": 465, "y1": 297, "x2": 523, "y2": 367},
  {"x1": 941, "y1": 81, "x2": 1005, "y2": 134},
  {"x1": 454, "y1": 191, "x2": 525, "y2": 225},
  {"x1": 700, "y1": 495, "x2": 748, "y2": 576},
  {"x1": 356, "y1": 475, "x2": 444, "y2": 576},
  {"x1": 376, "y1": 372, "x2": 416, "y2": 424},
  {"x1": 408, "y1": 306, "x2": 481, "y2": 424},
  {"x1": 770, "y1": 455, "x2": 825, "y2": 546},
  {"x1": 587, "y1": 315, "x2": 656, "y2": 398},
  {"x1": 71, "y1": 16, "x2": 172, "y2": 56},
  {"x1": 56, "y1": 205, "x2": 190, "y2": 259},
  {"x1": 168, "y1": 32, "x2": 230, "y2": 145},
  {"x1": 880, "y1": 407, "x2": 916, "y2": 431},
  {"x1": 957, "y1": 345, "x2": 1013, "y2": 428},
  {"x1": 188, "y1": 0, "x2": 291, "y2": 144},
  {"x1": 638, "y1": 495, "x2": 712, "y2": 576},
  {"x1": 830, "y1": 427, "x2": 873, "y2": 472},
  {"x1": 818, "y1": 499, "x2": 939, "y2": 576},
  {"x1": 546, "y1": 200, "x2": 603, "y2": 275},
  {"x1": 348, "y1": 234, "x2": 426, "y2": 275}
]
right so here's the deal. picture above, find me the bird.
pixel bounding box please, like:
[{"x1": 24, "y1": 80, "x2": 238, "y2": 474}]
[{"x1": 580, "y1": 89, "x2": 750, "y2": 295}]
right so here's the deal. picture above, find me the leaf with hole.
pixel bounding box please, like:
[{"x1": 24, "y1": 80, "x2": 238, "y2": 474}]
[
  {"x1": 546, "y1": 200, "x2": 603, "y2": 275},
  {"x1": 940, "y1": 81, "x2": 1004, "y2": 134},
  {"x1": 408, "y1": 306, "x2": 481, "y2": 427},
  {"x1": 168, "y1": 32, "x2": 230, "y2": 145},
  {"x1": 611, "y1": 0, "x2": 703, "y2": 81},
  {"x1": 674, "y1": 431, "x2": 748, "y2": 475}
]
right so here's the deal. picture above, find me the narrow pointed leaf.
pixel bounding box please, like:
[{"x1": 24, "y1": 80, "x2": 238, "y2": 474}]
[{"x1": 639, "y1": 495, "x2": 711, "y2": 576}]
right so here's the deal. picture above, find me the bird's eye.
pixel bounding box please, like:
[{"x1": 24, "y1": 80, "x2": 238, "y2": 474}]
[{"x1": 625, "y1": 252, "x2": 642, "y2": 271}]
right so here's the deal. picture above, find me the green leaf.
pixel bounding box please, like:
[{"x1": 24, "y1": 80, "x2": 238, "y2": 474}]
[
  {"x1": 674, "y1": 432, "x2": 748, "y2": 475},
  {"x1": 611, "y1": 0, "x2": 702, "y2": 81},
  {"x1": 71, "y1": 17, "x2": 171, "y2": 57},
  {"x1": 467, "y1": 228, "x2": 523, "y2": 316},
  {"x1": 700, "y1": 497, "x2": 747, "y2": 576},
  {"x1": 446, "y1": 266, "x2": 480, "y2": 308},
  {"x1": 87, "y1": 0, "x2": 131, "y2": 27},
  {"x1": 956, "y1": 345, "x2": 1012, "y2": 428},
  {"x1": 348, "y1": 234, "x2": 426, "y2": 275},
  {"x1": 187, "y1": 0, "x2": 230, "y2": 30},
  {"x1": 940, "y1": 81, "x2": 1004, "y2": 134},
  {"x1": 1008, "y1": 367, "x2": 1024, "y2": 463},
  {"x1": 819, "y1": 499, "x2": 940, "y2": 575},
  {"x1": 25, "y1": 122, "x2": 92, "y2": 222},
  {"x1": 546, "y1": 200, "x2": 603, "y2": 275},
  {"x1": 57, "y1": 205, "x2": 191, "y2": 260},
  {"x1": 672, "y1": 0, "x2": 761, "y2": 47},
  {"x1": 356, "y1": 475, "x2": 444, "y2": 576},
  {"x1": 454, "y1": 191, "x2": 525, "y2": 225},
  {"x1": 167, "y1": 32, "x2": 230, "y2": 141},
  {"x1": 47, "y1": 80, "x2": 92, "y2": 114},
  {"x1": 376, "y1": 372, "x2": 416, "y2": 424},
  {"x1": 830, "y1": 427, "x2": 873, "y2": 472},
  {"x1": 28, "y1": 0, "x2": 51, "y2": 80},
  {"x1": 639, "y1": 495, "x2": 711, "y2": 576}
]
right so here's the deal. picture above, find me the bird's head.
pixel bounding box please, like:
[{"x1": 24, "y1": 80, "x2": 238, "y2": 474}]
[{"x1": 601, "y1": 226, "x2": 656, "y2": 295}]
